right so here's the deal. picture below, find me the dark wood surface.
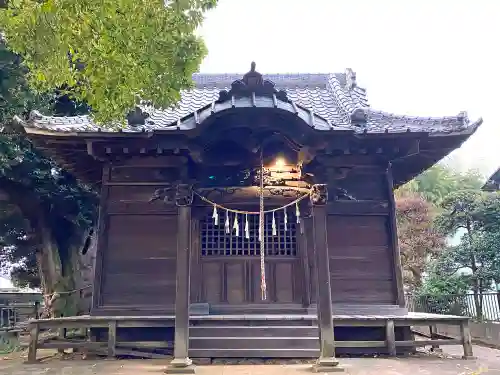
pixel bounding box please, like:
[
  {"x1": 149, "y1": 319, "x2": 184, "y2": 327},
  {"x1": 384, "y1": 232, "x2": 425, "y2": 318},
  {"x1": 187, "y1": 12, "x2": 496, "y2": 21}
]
[
  {"x1": 93, "y1": 161, "x2": 402, "y2": 315},
  {"x1": 26, "y1": 312, "x2": 473, "y2": 361},
  {"x1": 87, "y1": 129, "x2": 411, "y2": 363}
]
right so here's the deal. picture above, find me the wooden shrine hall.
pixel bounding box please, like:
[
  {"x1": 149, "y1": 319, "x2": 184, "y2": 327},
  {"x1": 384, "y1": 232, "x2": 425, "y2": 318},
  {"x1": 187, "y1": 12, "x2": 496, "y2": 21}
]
[{"x1": 19, "y1": 64, "x2": 482, "y2": 372}]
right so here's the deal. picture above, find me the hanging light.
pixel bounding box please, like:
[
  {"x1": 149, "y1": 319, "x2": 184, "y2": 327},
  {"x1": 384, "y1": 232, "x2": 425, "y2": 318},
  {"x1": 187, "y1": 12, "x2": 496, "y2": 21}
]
[{"x1": 274, "y1": 157, "x2": 286, "y2": 169}]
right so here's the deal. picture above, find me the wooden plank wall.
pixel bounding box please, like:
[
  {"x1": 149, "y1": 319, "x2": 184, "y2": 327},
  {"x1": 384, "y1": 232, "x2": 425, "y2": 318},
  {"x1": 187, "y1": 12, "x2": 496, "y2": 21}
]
[
  {"x1": 309, "y1": 167, "x2": 398, "y2": 305},
  {"x1": 100, "y1": 214, "x2": 178, "y2": 306},
  {"x1": 93, "y1": 163, "x2": 180, "y2": 314}
]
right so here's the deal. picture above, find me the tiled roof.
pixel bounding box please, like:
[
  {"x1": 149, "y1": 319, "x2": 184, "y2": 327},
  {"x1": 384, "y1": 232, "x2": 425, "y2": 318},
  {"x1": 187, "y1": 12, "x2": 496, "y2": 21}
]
[
  {"x1": 21, "y1": 70, "x2": 479, "y2": 135},
  {"x1": 483, "y1": 168, "x2": 500, "y2": 191}
]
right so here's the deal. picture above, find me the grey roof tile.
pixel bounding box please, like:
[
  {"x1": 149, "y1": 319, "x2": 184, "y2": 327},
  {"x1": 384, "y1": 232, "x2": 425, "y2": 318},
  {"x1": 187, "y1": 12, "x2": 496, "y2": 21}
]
[{"x1": 22, "y1": 70, "x2": 477, "y2": 135}]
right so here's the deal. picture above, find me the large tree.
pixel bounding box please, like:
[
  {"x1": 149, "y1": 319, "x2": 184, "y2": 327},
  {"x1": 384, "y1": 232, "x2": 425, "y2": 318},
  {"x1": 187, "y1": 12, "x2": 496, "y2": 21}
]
[
  {"x1": 395, "y1": 191, "x2": 445, "y2": 291},
  {"x1": 1, "y1": 0, "x2": 218, "y2": 316},
  {"x1": 398, "y1": 164, "x2": 484, "y2": 206},
  {"x1": 0, "y1": 43, "x2": 97, "y2": 317},
  {"x1": 432, "y1": 190, "x2": 500, "y2": 318},
  {"x1": 0, "y1": 0, "x2": 217, "y2": 124}
]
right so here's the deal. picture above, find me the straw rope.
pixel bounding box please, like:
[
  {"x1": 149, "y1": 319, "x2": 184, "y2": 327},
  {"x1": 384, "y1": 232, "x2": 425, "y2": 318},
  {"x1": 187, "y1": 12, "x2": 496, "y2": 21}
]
[
  {"x1": 193, "y1": 188, "x2": 313, "y2": 215},
  {"x1": 259, "y1": 151, "x2": 267, "y2": 300}
]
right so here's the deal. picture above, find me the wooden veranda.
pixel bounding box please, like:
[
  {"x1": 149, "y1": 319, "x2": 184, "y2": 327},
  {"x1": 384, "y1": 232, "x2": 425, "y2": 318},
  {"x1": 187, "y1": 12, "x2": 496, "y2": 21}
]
[{"x1": 25, "y1": 312, "x2": 474, "y2": 362}]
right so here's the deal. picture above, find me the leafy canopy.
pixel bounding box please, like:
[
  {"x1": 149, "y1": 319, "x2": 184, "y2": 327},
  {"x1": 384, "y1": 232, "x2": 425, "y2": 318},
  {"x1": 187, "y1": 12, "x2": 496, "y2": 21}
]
[
  {"x1": 0, "y1": 43, "x2": 96, "y2": 288},
  {"x1": 0, "y1": 0, "x2": 217, "y2": 124},
  {"x1": 398, "y1": 165, "x2": 484, "y2": 206},
  {"x1": 395, "y1": 191, "x2": 445, "y2": 290}
]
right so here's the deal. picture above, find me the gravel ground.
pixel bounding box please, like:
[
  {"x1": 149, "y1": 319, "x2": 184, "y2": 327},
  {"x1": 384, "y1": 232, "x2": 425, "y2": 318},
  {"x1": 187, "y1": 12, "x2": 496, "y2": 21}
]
[{"x1": 0, "y1": 345, "x2": 498, "y2": 375}]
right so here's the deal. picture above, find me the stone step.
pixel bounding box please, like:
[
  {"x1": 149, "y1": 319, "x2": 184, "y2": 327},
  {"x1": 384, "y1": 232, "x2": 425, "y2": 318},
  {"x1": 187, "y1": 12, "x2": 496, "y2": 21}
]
[
  {"x1": 190, "y1": 336, "x2": 320, "y2": 350},
  {"x1": 189, "y1": 325, "x2": 318, "y2": 337},
  {"x1": 189, "y1": 315, "x2": 316, "y2": 327},
  {"x1": 189, "y1": 348, "x2": 319, "y2": 358}
]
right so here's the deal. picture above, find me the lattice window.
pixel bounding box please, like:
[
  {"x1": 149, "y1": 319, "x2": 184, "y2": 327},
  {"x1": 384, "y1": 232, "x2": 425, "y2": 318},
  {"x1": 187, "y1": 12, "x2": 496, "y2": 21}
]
[{"x1": 201, "y1": 210, "x2": 297, "y2": 257}]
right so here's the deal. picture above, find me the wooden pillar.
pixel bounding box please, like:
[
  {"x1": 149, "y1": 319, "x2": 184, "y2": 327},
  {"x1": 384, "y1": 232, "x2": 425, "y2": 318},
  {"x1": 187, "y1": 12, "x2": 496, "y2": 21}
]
[
  {"x1": 385, "y1": 320, "x2": 396, "y2": 356},
  {"x1": 460, "y1": 320, "x2": 474, "y2": 359},
  {"x1": 91, "y1": 164, "x2": 111, "y2": 312},
  {"x1": 429, "y1": 325, "x2": 442, "y2": 353},
  {"x1": 26, "y1": 323, "x2": 39, "y2": 364},
  {"x1": 107, "y1": 320, "x2": 117, "y2": 358},
  {"x1": 166, "y1": 185, "x2": 195, "y2": 374},
  {"x1": 310, "y1": 185, "x2": 343, "y2": 373},
  {"x1": 386, "y1": 163, "x2": 406, "y2": 307},
  {"x1": 300, "y1": 217, "x2": 312, "y2": 308}
]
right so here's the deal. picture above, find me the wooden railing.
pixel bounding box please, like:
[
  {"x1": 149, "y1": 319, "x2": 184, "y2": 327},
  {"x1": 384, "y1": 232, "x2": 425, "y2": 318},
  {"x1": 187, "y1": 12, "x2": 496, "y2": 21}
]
[{"x1": 24, "y1": 313, "x2": 475, "y2": 363}]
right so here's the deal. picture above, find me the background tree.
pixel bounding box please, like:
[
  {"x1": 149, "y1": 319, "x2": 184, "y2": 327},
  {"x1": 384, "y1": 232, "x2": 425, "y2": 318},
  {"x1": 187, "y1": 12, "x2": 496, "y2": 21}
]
[
  {"x1": 395, "y1": 164, "x2": 484, "y2": 292},
  {"x1": 0, "y1": 0, "x2": 217, "y2": 124},
  {"x1": 415, "y1": 259, "x2": 470, "y2": 315},
  {"x1": 395, "y1": 190, "x2": 445, "y2": 291},
  {"x1": 397, "y1": 164, "x2": 484, "y2": 205},
  {"x1": 0, "y1": 43, "x2": 97, "y2": 317},
  {"x1": 432, "y1": 190, "x2": 500, "y2": 318}
]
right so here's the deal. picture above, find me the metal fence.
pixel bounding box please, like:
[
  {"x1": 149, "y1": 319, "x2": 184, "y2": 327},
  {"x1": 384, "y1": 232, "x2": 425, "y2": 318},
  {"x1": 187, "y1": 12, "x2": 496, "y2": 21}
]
[
  {"x1": 406, "y1": 292, "x2": 500, "y2": 321},
  {"x1": 0, "y1": 302, "x2": 40, "y2": 328},
  {"x1": 0, "y1": 292, "x2": 43, "y2": 329}
]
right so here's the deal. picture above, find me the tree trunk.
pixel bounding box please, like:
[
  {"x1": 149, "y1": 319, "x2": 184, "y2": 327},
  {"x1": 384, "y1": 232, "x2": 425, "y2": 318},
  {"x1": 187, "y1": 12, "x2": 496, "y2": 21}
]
[
  {"x1": 35, "y1": 217, "x2": 96, "y2": 317},
  {"x1": 0, "y1": 178, "x2": 96, "y2": 317}
]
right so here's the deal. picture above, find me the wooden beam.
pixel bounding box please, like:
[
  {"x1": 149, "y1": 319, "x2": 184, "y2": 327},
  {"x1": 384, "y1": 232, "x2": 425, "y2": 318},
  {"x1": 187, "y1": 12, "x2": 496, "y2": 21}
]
[
  {"x1": 111, "y1": 155, "x2": 188, "y2": 167},
  {"x1": 315, "y1": 154, "x2": 385, "y2": 167}
]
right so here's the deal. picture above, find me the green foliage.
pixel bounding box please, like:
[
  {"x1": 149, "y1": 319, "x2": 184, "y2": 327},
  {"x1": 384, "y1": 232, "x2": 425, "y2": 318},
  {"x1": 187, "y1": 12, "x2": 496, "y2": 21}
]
[
  {"x1": 395, "y1": 191, "x2": 445, "y2": 290},
  {"x1": 0, "y1": 43, "x2": 51, "y2": 124},
  {"x1": 0, "y1": 134, "x2": 98, "y2": 288},
  {"x1": 399, "y1": 165, "x2": 498, "y2": 317},
  {"x1": 0, "y1": 331, "x2": 20, "y2": 354},
  {"x1": 398, "y1": 165, "x2": 484, "y2": 206},
  {"x1": 434, "y1": 190, "x2": 486, "y2": 235},
  {"x1": 0, "y1": 42, "x2": 97, "y2": 290},
  {"x1": 415, "y1": 257, "x2": 470, "y2": 315},
  {"x1": 0, "y1": 0, "x2": 217, "y2": 125},
  {"x1": 420, "y1": 191, "x2": 500, "y2": 317}
]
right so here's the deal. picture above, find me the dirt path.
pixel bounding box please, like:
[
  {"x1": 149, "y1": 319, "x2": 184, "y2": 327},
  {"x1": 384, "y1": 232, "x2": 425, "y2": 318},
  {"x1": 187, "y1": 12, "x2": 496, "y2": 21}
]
[{"x1": 0, "y1": 346, "x2": 499, "y2": 375}]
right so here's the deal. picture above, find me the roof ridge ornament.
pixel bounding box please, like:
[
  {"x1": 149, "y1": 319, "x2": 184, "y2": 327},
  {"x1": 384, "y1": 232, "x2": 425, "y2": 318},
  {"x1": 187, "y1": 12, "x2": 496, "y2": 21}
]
[
  {"x1": 126, "y1": 106, "x2": 149, "y2": 126},
  {"x1": 218, "y1": 62, "x2": 289, "y2": 102},
  {"x1": 345, "y1": 68, "x2": 357, "y2": 89}
]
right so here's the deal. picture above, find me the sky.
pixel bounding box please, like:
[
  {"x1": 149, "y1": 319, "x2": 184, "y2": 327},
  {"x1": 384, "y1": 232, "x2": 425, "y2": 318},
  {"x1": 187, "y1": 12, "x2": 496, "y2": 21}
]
[
  {"x1": 2, "y1": 1, "x2": 498, "y2": 286},
  {"x1": 197, "y1": 0, "x2": 499, "y2": 177},
  {"x1": 0, "y1": 276, "x2": 13, "y2": 288}
]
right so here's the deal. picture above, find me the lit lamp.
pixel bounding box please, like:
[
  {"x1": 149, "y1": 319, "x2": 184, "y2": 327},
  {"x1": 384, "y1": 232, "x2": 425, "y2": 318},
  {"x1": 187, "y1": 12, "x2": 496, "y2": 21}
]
[{"x1": 274, "y1": 157, "x2": 286, "y2": 170}]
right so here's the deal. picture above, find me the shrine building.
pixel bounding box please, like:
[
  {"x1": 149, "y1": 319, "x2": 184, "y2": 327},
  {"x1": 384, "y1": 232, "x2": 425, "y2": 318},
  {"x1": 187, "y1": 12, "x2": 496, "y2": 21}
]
[{"x1": 19, "y1": 64, "x2": 481, "y2": 372}]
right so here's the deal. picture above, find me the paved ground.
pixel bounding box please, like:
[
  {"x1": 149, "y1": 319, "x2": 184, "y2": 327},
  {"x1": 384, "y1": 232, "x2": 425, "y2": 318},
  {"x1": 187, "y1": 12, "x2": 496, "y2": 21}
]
[{"x1": 1, "y1": 345, "x2": 499, "y2": 375}]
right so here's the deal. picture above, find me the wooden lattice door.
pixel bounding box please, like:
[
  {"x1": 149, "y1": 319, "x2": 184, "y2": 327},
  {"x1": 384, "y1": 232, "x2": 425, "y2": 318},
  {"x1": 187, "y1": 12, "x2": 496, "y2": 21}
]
[{"x1": 196, "y1": 209, "x2": 304, "y2": 307}]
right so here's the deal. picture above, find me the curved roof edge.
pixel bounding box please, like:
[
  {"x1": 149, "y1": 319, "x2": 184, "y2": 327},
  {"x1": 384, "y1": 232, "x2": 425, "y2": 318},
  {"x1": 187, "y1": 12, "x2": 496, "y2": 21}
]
[
  {"x1": 16, "y1": 65, "x2": 481, "y2": 138},
  {"x1": 19, "y1": 110, "x2": 481, "y2": 138}
]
